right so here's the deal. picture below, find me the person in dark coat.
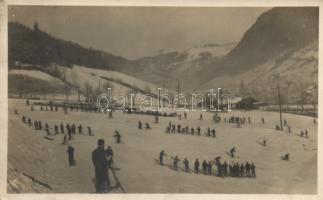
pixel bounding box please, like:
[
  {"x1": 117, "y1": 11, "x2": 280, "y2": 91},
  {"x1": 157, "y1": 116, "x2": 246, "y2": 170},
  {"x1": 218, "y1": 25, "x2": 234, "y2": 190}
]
[
  {"x1": 211, "y1": 129, "x2": 216, "y2": 137},
  {"x1": 54, "y1": 124, "x2": 59, "y2": 135},
  {"x1": 113, "y1": 130, "x2": 121, "y2": 144},
  {"x1": 138, "y1": 121, "x2": 142, "y2": 129},
  {"x1": 88, "y1": 126, "x2": 92, "y2": 136},
  {"x1": 78, "y1": 124, "x2": 82, "y2": 134},
  {"x1": 245, "y1": 162, "x2": 251, "y2": 177},
  {"x1": 60, "y1": 123, "x2": 64, "y2": 134},
  {"x1": 223, "y1": 161, "x2": 228, "y2": 176},
  {"x1": 202, "y1": 160, "x2": 208, "y2": 175},
  {"x1": 22, "y1": 116, "x2": 26, "y2": 124},
  {"x1": 197, "y1": 126, "x2": 201, "y2": 135},
  {"x1": 230, "y1": 147, "x2": 236, "y2": 158},
  {"x1": 171, "y1": 156, "x2": 180, "y2": 171},
  {"x1": 194, "y1": 159, "x2": 200, "y2": 174},
  {"x1": 183, "y1": 158, "x2": 190, "y2": 172},
  {"x1": 67, "y1": 145, "x2": 75, "y2": 166},
  {"x1": 159, "y1": 150, "x2": 167, "y2": 165},
  {"x1": 251, "y1": 163, "x2": 256, "y2": 177},
  {"x1": 92, "y1": 139, "x2": 109, "y2": 193},
  {"x1": 177, "y1": 124, "x2": 181, "y2": 133}
]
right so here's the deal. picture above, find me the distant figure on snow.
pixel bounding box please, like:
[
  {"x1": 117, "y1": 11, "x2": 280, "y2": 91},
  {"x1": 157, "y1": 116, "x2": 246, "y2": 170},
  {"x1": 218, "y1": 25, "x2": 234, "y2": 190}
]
[{"x1": 67, "y1": 145, "x2": 75, "y2": 166}]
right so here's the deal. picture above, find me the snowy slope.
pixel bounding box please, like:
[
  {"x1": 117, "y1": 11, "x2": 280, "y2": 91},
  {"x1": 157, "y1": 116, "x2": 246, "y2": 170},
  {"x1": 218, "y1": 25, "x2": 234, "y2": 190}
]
[{"x1": 8, "y1": 99, "x2": 317, "y2": 193}]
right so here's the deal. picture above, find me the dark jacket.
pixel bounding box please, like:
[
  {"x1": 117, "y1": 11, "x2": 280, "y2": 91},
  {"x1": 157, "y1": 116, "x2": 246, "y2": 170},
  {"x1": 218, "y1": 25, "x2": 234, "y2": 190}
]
[{"x1": 92, "y1": 147, "x2": 108, "y2": 172}]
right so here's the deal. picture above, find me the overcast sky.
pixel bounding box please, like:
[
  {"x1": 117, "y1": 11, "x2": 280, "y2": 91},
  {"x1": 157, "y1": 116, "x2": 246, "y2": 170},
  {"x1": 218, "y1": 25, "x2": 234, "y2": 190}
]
[{"x1": 9, "y1": 6, "x2": 270, "y2": 59}]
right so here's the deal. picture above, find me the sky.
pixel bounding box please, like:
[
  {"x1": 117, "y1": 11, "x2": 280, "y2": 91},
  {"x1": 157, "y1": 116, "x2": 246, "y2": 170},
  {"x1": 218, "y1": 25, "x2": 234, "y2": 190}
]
[{"x1": 9, "y1": 6, "x2": 270, "y2": 60}]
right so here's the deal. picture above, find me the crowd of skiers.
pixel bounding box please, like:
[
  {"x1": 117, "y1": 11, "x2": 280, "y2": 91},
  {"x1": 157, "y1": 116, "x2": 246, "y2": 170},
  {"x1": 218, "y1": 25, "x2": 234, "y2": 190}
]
[
  {"x1": 165, "y1": 122, "x2": 216, "y2": 138},
  {"x1": 159, "y1": 150, "x2": 256, "y2": 178}
]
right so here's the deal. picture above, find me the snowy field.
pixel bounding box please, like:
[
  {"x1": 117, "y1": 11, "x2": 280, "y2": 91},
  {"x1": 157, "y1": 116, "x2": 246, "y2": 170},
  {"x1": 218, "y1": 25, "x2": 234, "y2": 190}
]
[{"x1": 7, "y1": 98, "x2": 317, "y2": 194}]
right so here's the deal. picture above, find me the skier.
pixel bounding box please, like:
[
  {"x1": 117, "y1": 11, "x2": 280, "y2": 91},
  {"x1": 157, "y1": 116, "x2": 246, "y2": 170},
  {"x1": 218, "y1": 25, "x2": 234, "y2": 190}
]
[
  {"x1": 202, "y1": 160, "x2": 208, "y2": 175},
  {"x1": 183, "y1": 158, "x2": 190, "y2": 172},
  {"x1": 230, "y1": 147, "x2": 236, "y2": 158},
  {"x1": 34, "y1": 120, "x2": 38, "y2": 130},
  {"x1": 45, "y1": 123, "x2": 49, "y2": 130},
  {"x1": 145, "y1": 122, "x2": 151, "y2": 130},
  {"x1": 171, "y1": 155, "x2": 180, "y2": 171},
  {"x1": 159, "y1": 150, "x2": 167, "y2": 165},
  {"x1": 138, "y1": 121, "x2": 142, "y2": 129},
  {"x1": 71, "y1": 124, "x2": 76, "y2": 135},
  {"x1": 190, "y1": 128, "x2": 195, "y2": 135},
  {"x1": 60, "y1": 123, "x2": 64, "y2": 134},
  {"x1": 240, "y1": 163, "x2": 245, "y2": 177},
  {"x1": 54, "y1": 124, "x2": 59, "y2": 135},
  {"x1": 281, "y1": 153, "x2": 289, "y2": 161},
  {"x1": 88, "y1": 126, "x2": 92, "y2": 136},
  {"x1": 212, "y1": 129, "x2": 216, "y2": 137},
  {"x1": 177, "y1": 124, "x2": 181, "y2": 133},
  {"x1": 106, "y1": 146, "x2": 114, "y2": 169},
  {"x1": 207, "y1": 161, "x2": 213, "y2": 175},
  {"x1": 62, "y1": 134, "x2": 68, "y2": 145},
  {"x1": 113, "y1": 130, "x2": 121, "y2": 144},
  {"x1": 207, "y1": 128, "x2": 211, "y2": 137},
  {"x1": 171, "y1": 124, "x2": 176, "y2": 133},
  {"x1": 245, "y1": 162, "x2": 251, "y2": 177},
  {"x1": 251, "y1": 163, "x2": 256, "y2": 177},
  {"x1": 38, "y1": 121, "x2": 42, "y2": 130},
  {"x1": 194, "y1": 159, "x2": 200, "y2": 174},
  {"x1": 67, "y1": 145, "x2": 75, "y2": 166},
  {"x1": 22, "y1": 116, "x2": 26, "y2": 124},
  {"x1": 215, "y1": 158, "x2": 222, "y2": 177},
  {"x1": 92, "y1": 139, "x2": 110, "y2": 193},
  {"x1": 197, "y1": 126, "x2": 201, "y2": 135},
  {"x1": 78, "y1": 124, "x2": 82, "y2": 134},
  {"x1": 223, "y1": 161, "x2": 228, "y2": 176},
  {"x1": 166, "y1": 126, "x2": 170, "y2": 133}
]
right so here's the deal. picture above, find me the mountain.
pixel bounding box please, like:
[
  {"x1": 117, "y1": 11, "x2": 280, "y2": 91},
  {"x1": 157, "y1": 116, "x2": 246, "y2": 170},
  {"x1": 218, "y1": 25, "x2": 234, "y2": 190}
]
[
  {"x1": 202, "y1": 7, "x2": 318, "y2": 103},
  {"x1": 210, "y1": 7, "x2": 318, "y2": 76},
  {"x1": 8, "y1": 7, "x2": 319, "y2": 104},
  {"x1": 132, "y1": 43, "x2": 236, "y2": 89},
  {"x1": 8, "y1": 22, "x2": 141, "y2": 74}
]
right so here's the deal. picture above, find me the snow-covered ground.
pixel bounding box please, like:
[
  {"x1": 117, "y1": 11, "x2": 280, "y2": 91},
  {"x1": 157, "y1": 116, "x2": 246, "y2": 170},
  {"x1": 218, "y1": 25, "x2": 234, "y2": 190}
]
[{"x1": 8, "y1": 98, "x2": 317, "y2": 193}]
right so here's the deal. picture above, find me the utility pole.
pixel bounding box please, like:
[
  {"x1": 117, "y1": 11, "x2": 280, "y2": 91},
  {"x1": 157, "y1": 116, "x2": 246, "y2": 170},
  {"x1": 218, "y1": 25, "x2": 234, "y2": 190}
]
[
  {"x1": 277, "y1": 82, "x2": 283, "y2": 131},
  {"x1": 98, "y1": 80, "x2": 101, "y2": 93},
  {"x1": 65, "y1": 86, "x2": 69, "y2": 102},
  {"x1": 77, "y1": 87, "x2": 80, "y2": 102},
  {"x1": 177, "y1": 79, "x2": 180, "y2": 96}
]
